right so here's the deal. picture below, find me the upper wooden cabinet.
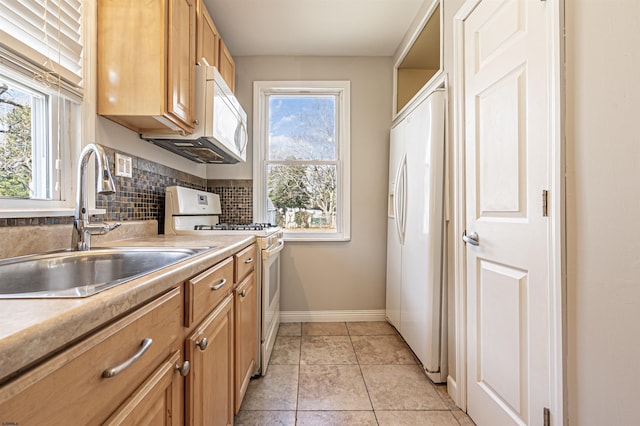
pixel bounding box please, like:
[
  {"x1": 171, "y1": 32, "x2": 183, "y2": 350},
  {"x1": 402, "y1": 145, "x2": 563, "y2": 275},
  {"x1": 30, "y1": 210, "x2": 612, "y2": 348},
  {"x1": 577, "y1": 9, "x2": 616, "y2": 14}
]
[
  {"x1": 98, "y1": 0, "x2": 197, "y2": 134},
  {"x1": 218, "y1": 38, "x2": 236, "y2": 92},
  {"x1": 196, "y1": 0, "x2": 236, "y2": 91},
  {"x1": 196, "y1": 0, "x2": 219, "y2": 67}
]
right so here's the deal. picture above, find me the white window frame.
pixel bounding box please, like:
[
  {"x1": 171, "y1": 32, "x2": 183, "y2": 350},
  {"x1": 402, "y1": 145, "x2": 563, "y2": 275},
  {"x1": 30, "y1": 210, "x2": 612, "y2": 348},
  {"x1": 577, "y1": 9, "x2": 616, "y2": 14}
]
[
  {"x1": 0, "y1": 0, "x2": 85, "y2": 217},
  {"x1": 253, "y1": 81, "x2": 351, "y2": 241},
  {"x1": 0, "y1": 64, "x2": 74, "y2": 216}
]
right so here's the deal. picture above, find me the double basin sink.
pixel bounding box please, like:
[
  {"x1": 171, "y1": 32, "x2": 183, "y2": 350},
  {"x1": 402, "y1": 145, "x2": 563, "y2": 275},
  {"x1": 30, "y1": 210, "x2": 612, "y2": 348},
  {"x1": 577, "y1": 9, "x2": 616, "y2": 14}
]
[{"x1": 0, "y1": 247, "x2": 211, "y2": 298}]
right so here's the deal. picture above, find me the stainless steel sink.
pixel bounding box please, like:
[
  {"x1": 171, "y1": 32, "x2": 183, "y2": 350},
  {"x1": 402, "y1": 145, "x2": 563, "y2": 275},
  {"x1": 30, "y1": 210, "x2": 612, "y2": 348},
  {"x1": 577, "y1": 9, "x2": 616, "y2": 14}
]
[{"x1": 0, "y1": 247, "x2": 212, "y2": 298}]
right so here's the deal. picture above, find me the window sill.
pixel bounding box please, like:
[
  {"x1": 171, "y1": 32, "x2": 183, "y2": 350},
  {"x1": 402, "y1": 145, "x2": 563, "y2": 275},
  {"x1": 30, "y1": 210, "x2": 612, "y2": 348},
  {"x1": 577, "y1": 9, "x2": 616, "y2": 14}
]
[
  {"x1": 283, "y1": 233, "x2": 351, "y2": 243},
  {"x1": 0, "y1": 208, "x2": 107, "y2": 219},
  {"x1": 0, "y1": 208, "x2": 75, "y2": 219}
]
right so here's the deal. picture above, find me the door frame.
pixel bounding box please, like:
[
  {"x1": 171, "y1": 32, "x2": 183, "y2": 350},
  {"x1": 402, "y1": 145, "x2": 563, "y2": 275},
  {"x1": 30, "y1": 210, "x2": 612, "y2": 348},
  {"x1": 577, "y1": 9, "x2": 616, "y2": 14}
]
[{"x1": 450, "y1": 0, "x2": 566, "y2": 423}]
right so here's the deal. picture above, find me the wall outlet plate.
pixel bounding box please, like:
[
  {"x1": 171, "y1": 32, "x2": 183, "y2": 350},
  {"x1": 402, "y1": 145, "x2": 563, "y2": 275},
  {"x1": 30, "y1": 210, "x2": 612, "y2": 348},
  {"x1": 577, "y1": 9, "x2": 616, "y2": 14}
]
[{"x1": 115, "y1": 153, "x2": 132, "y2": 178}]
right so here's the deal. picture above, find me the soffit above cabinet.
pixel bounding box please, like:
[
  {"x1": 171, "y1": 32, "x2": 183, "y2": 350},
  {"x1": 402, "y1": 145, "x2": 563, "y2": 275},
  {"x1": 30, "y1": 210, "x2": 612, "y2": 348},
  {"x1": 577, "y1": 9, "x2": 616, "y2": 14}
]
[{"x1": 202, "y1": 0, "x2": 423, "y2": 56}]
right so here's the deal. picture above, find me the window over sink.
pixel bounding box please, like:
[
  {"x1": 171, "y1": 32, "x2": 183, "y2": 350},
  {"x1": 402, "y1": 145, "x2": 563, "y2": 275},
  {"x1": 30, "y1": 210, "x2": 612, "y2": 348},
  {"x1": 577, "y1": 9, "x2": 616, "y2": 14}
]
[
  {"x1": 0, "y1": 0, "x2": 83, "y2": 214},
  {"x1": 253, "y1": 81, "x2": 351, "y2": 241}
]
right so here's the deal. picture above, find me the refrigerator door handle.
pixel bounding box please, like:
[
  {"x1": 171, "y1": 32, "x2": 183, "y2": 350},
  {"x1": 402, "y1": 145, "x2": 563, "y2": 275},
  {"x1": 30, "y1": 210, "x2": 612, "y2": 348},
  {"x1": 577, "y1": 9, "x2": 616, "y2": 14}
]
[
  {"x1": 395, "y1": 154, "x2": 408, "y2": 245},
  {"x1": 393, "y1": 156, "x2": 403, "y2": 244},
  {"x1": 401, "y1": 156, "x2": 408, "y2": 243}
]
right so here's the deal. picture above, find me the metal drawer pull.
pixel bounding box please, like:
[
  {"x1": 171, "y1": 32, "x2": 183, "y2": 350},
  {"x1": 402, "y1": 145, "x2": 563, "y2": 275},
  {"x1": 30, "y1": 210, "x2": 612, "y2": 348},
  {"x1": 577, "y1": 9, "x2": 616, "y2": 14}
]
[
  {"x1": 175, "y1": 360, "x2": 191, "y2": 377},
  {"x1": 102, "y1": 338, "x2": 153, "y2": 378},
  {"x1": 195, "y1": 337, "x2": 209, "y2": 351},
  {"x1": 211, "y1": 278, "x2": 227, "y2": 290},
  {"x1": 244, "y1": 257, "x2": 254, "y2": 264},
  {"x1": 240, "y1": 289, "x2": 247, "y2": 298}
]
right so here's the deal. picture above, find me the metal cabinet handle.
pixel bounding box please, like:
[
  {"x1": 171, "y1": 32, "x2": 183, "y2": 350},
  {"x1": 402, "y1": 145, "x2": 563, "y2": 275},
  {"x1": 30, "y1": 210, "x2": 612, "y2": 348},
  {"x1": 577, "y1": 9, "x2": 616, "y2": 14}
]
[
  {"x1": 210, "y1": 278, "x2": 227, "y2": 291},
  {"x1": 102, "y1": 338, "x2": 153, "y2": 378},
  {"x1": 239, "y1": 289, "x2": 247, "y2": 298},
  {"x1": 175, "y1": 360, "x2": 191, "y2": 377},
  {"x1": 244, "y1": 258, "x2": 254, "y2": 264},
  {"x1": 462, "y1": 231, "x2": 480, "y2": 246},
  {"x1": 195, "y1": 337, "x2": 209, "y2": 351}
]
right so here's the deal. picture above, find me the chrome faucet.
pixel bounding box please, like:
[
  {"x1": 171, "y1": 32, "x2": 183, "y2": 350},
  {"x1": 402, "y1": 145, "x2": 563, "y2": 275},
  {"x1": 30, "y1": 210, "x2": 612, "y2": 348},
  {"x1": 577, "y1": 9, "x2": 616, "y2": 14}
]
[{"x1": 72, "y1": 143, "x2": 121, "y2": 250}]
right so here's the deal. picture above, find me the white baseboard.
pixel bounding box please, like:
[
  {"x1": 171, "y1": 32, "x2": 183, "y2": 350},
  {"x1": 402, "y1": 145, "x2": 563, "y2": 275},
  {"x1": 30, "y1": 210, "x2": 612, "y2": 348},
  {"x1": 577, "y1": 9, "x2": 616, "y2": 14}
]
[
  {"x1": 280, "y1": 310, "x2": 386, "y2": 323},
  {"x1": 447, "y1": 375, "x2": 459, "y2": 406}
]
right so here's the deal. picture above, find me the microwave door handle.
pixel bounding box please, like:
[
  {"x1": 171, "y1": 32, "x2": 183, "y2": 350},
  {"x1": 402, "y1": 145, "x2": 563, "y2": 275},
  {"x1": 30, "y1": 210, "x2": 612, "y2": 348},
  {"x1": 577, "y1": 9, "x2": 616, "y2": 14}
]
[
  {"x1": 235, "y1": 120, "x2": 248, "y2": 152},
  {"x1": 240, "y1": 121, "x2": 248, "y2": 152}
]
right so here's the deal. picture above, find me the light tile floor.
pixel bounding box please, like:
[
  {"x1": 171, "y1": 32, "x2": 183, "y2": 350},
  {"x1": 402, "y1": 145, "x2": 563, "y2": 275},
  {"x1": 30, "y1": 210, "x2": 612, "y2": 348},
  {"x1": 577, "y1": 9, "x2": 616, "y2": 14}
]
[{"x1": 235, "y1": 321, "x2": 476, "y2": 426}]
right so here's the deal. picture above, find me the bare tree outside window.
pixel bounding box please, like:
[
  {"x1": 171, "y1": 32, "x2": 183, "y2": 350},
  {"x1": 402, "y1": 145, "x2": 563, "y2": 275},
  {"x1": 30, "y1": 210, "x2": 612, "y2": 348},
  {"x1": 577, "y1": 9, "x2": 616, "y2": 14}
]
[
  {"x1": 267, "y1": 96, "x2": 338, "y2": 232},
  {"x1": 0, "y1": 82, "x2": 32, "y2": 198}
]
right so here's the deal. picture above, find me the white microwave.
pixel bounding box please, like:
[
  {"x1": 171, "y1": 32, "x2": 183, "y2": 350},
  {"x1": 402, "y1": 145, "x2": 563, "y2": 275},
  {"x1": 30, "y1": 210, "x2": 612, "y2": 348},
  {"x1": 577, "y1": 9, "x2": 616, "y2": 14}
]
[{"x1": 142, "y1": 66, "x2": 247, "y2": 164}]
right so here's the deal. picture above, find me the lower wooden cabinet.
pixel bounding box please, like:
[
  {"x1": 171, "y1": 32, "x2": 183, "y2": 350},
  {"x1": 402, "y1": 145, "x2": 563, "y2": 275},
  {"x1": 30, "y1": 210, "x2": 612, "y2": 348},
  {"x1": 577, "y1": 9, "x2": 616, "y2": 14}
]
[
  {"x1": 185, "y1": 293, "x2": 234, "y2": 426},
  {"x1": 234, "y1": 270, "x2": 257, "y2": 414},
  {"x1": 0, "y1": 245, "x2": 258, "y2": 425},
  {"x1": 104, "y1": 351, "x2": 184, "y2": 425},
  {"x1": 0, "y1": 288, "x2": 183, "y2": 425}
]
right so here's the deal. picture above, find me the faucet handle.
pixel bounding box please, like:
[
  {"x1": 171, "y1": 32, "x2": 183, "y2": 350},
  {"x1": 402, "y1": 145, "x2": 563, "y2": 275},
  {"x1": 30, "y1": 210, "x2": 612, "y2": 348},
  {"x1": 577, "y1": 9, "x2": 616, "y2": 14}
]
[{"x1": 107, "y1": 222, "x2": 122, "y2": 231}]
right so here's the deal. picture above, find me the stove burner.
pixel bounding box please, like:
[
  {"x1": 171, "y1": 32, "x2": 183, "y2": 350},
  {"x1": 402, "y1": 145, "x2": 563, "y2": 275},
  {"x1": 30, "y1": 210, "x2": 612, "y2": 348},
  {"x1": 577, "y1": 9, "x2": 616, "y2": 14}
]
[{"x1": 194, "y1": 223, "x2": 276, "y2": 231}]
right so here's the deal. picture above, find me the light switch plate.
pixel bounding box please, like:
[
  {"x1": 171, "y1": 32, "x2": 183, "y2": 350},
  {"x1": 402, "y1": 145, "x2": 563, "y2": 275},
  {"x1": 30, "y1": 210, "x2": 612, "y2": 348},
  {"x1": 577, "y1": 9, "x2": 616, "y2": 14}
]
[{"x1": 115, "y1": 153, "x2": 132, "y2": 178}]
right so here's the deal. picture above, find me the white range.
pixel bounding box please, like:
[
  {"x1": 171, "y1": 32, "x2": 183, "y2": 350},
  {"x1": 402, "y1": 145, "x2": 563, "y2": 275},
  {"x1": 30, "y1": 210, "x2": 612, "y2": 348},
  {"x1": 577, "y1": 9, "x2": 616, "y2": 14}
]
[{"x1": 164, "y1": 185, "x2": 284, "y2": 375}]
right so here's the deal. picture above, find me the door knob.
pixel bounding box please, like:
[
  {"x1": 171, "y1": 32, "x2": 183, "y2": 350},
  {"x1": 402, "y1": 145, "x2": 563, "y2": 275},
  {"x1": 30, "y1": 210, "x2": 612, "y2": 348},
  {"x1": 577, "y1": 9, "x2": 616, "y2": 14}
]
[{"x1": 462, "y1": 231, "x2": 480, "y2": 246}]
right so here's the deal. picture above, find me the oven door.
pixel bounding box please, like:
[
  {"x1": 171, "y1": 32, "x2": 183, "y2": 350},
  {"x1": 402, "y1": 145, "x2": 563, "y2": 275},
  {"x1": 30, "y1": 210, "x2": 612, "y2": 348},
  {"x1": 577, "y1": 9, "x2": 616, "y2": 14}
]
[{"x1": 260, "y1": 238, "x2": 284, "y2": 374}]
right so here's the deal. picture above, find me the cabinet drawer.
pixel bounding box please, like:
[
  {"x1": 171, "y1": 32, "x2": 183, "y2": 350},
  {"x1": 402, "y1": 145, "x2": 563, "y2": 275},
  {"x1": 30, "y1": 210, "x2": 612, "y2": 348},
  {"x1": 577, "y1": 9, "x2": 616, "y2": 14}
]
[
  {"x1": 186, "y1": 256, "x2": 234, "y2": 327},
  {"x1": 235, "y1": 243, "x2": 256, "y2": 283},
  {"x1": 0, "y1": 287, "x2": 183, "y2": 425}
]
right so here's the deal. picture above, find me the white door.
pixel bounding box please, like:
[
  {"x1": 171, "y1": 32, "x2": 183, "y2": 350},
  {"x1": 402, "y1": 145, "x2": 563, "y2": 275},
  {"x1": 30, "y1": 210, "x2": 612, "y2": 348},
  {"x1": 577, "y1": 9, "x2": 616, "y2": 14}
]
[{"x1": 463, "y1": 1, "x2": 550, "y2": 424}]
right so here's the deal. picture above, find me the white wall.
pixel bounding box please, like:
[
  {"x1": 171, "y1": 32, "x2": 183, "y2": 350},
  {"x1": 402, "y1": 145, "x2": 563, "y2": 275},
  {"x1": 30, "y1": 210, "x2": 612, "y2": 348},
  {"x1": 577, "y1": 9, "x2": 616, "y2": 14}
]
[
  {"x1": 565, "y1": 0, "x2": 640, "y2": 424},
  {"x1": 231, "y1": 56, "x2": 392, "y2": 312}
]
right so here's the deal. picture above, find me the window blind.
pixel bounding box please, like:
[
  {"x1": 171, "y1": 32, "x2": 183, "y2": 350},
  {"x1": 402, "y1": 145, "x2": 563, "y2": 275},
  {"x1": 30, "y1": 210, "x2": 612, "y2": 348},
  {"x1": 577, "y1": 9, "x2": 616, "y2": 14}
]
[{"x1": 0, "y1": 0, "x2": 83, "y2": 98}]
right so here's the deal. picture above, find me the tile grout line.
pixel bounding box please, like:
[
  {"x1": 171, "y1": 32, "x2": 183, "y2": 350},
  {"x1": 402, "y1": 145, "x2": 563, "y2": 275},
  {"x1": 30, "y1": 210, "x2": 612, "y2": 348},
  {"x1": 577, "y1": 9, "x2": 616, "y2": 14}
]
[
  {"x1": 249, "y1": 322, "x2": 473, "y2": 425},
  {"x1": 347, "y1": 323, "x2": 381, "y2": 426}
]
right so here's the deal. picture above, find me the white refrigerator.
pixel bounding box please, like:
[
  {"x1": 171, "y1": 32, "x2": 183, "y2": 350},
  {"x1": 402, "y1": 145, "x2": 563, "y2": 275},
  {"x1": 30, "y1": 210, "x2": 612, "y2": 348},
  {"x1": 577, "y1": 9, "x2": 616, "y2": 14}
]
[{"x1": 386, "y1": 89, "x2": 447, "y2": 383}]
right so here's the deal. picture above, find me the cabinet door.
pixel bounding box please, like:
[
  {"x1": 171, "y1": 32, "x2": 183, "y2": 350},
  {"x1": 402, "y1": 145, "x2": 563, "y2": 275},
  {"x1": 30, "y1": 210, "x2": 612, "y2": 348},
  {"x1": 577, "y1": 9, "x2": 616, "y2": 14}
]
[
  {"x1": 218, "y1": 39, "x2": 235, "y2": 92},
  {"x1": 97, "y1": 0, "x2": 166, "y2": 118},
  {"x1": 104, "y1": 351, "x2": 184, "y2": 426},
  {"x1": 234, "y1": 271, "x2": 257, "y2": 413},
  {"x1": 196, "y1": 0, "x2": 219, "y2": 66},
  {"x1": 168, "y1": 0, "x2": 196, "y2": 129},
  {"x1": 186, "y1": 294, "x2": 234, "y2": 426}
]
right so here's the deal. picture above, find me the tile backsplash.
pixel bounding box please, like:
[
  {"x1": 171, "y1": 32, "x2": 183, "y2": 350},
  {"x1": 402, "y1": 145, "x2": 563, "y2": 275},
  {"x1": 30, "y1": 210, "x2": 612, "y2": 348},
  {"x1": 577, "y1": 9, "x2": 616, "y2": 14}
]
[
  {"x1": 208, "y1": 179, "x2": 253, "y2": 224},
  {"x1": 0, "y1": 147, "x2": 254, "y2": 231},
  {"x1": 96, "y1": 147, "x2": 207, "y2": 231}
]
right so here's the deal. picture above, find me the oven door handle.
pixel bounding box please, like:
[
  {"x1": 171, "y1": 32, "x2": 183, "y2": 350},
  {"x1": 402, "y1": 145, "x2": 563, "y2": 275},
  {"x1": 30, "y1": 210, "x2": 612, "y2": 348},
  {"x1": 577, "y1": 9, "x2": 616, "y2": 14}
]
[{"x1": 262, "y1": 239, "x2": 284, "y2": 259}]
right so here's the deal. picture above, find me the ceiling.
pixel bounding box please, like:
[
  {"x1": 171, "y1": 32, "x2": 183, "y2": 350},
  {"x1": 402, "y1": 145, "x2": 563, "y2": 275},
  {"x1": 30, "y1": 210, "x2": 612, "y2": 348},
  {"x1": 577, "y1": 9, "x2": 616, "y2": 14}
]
[{"x1": 203, "y1": 0, "x2": 425, "y2": 57}]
